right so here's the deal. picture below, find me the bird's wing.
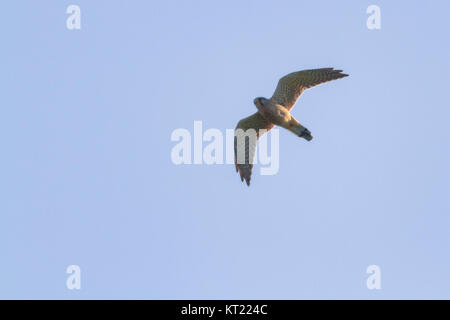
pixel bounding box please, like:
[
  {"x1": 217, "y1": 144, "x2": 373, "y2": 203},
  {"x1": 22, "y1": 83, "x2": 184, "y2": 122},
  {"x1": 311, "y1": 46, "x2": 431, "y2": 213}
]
[
  {"x1": 234, "y1": 112, "x2": 274, "y2": 186},
  {"x1": 271, "y1": 68, "x2": 348, "y2": 110}
]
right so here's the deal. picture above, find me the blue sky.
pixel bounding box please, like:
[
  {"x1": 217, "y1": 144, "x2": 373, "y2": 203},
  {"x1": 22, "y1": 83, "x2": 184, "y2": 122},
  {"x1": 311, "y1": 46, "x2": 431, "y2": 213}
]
[{"x1": 1, "y1": 1, "x2": 450, "y2": 299}]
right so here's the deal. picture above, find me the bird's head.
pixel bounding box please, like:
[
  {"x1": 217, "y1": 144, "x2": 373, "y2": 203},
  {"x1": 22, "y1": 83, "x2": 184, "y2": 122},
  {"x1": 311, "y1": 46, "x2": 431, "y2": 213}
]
[{"x1": 253, "y1": 97, "x2": 268, "y2": 110}]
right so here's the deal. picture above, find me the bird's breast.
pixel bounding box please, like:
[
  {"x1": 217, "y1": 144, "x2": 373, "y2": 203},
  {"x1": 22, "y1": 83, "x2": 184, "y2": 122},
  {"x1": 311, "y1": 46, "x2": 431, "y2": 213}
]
[
  {"x1": 258, "y1": 103, "x2": 279, "y2": 122},
  {"x1": 257, "y1": 107, "x2": 273, "y2": 122}
]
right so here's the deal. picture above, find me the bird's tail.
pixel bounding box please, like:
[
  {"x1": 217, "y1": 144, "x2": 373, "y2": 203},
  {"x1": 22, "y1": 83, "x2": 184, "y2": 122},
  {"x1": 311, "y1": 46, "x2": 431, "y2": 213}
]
[{"x1": 290, "y1": 124, "x2": 313, "y2": 141}]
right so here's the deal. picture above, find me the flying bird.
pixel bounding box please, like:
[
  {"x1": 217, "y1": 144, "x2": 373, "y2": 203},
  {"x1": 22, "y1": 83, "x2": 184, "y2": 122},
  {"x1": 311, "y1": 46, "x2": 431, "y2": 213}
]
[{"x1": 234, "y1": 68, "x2": 348, "y2": 186}]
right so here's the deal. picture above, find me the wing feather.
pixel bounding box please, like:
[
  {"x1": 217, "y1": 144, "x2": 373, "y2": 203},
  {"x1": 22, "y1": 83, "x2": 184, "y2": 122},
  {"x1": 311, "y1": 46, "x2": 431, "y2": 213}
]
[
  {"x1": 234, "y1": 112, "x2": 274, "y2": 186},
  {"x1": 271, "y1": 68, "x2": 348, "y2": 110}
]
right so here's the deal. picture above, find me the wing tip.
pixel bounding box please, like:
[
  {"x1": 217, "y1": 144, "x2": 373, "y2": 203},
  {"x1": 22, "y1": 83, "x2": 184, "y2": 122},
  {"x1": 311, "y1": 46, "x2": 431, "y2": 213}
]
[
  {"x1": 239, "y1": 170, "x2": 251, "y2": 186},
  {"x1": 236, "y1": 165, "x2": 252, "y2": 186},
  {"x1": 331, "y1": 68, "x2": 349, "y2": 79}
]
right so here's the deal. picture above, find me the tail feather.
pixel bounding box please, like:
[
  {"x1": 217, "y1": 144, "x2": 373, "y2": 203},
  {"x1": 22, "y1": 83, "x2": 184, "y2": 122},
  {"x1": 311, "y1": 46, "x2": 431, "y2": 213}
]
[{"x1": 291, "y1": 125, "x2": 313, "y2": 141}]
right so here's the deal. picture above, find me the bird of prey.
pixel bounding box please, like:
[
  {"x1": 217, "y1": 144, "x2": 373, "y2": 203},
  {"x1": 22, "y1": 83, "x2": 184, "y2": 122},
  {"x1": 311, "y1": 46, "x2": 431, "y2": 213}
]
[{"x1": 234, "y1": 68, "x2": 348, "y2": 186}]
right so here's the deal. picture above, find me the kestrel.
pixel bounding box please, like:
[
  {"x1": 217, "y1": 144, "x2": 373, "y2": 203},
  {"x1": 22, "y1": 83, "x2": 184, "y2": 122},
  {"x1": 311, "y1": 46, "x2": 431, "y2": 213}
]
[{"x1": 234, "y1": 68, "x2": 348, "y2": 186}]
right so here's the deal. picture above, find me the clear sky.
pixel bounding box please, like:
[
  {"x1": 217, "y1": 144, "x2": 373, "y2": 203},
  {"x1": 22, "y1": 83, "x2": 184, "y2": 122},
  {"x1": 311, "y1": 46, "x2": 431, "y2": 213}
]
[{"x1": 1, "y1": 1, "x2": 449, "y2": 299}]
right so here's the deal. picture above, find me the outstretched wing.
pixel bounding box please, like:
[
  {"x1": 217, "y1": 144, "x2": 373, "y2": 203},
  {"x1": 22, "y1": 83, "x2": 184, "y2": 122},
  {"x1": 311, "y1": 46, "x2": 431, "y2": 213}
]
[
  {"x1": 271, "y1": 68, "x2": 348, "y2": 110},
  {"x1": 234, "y1": 112, "x2": 274, "y2": 186}
]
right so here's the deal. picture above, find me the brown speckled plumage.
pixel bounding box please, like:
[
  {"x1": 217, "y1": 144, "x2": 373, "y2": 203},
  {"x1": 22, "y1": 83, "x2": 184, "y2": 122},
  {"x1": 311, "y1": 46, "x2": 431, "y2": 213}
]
[{"x1": 234, "y1": 68, "x2": 348, "y2": 186}]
